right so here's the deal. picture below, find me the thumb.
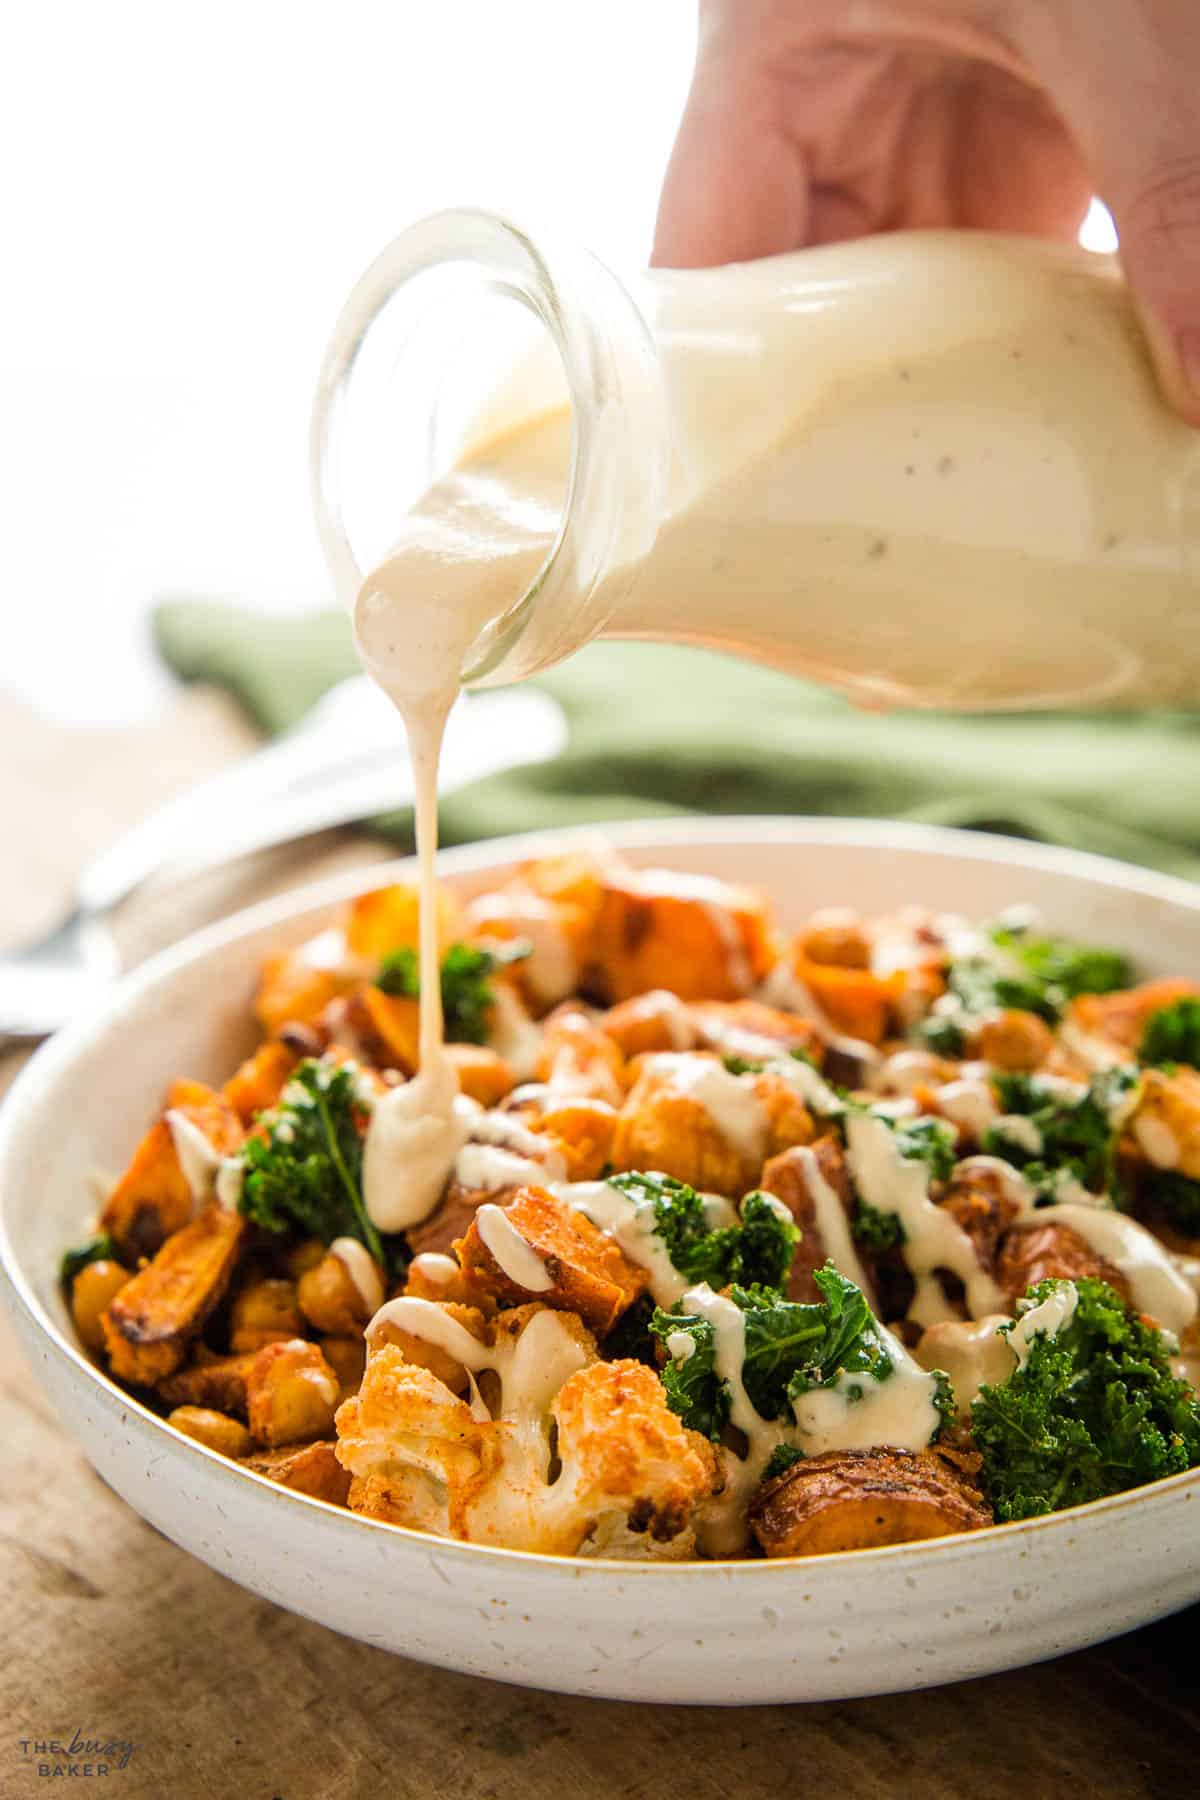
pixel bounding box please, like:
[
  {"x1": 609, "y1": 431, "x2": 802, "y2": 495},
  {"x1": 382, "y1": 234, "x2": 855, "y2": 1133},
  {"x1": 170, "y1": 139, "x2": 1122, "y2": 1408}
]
[{"x1": 1051, "y1": 3, "x2": 1200, "y2": 423}]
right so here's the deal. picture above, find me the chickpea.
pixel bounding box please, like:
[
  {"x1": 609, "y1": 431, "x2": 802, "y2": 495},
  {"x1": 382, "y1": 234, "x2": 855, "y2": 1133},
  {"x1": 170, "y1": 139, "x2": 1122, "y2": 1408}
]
[
  {"x1": 246, "y1": 1339, "x2": 339, "y2": 1447},
  {"x1": 285, "y1": 1236, "x2": 327, "y2": 1280},
  {"x1": 167, "y1": 1406, "x2": 253, "y2": 1459},
  {"x1": 230, "y1": 1277, "x2": 303, "y2": 1352},
  {"x1": 297, "y1": 1251, "x2": 369, "y2": 1336},
  {"x1": 72, "y1": 1260, "x2": 131, "y2": 1355},
  {"x1": 971, "y1": 1009, "x2": 1054, "y2": 1072},
  {"x1": 799, "y1": 909, "x2": 871, "y2": 969},
  {"x1": 320, "y1": 1334, "x2": 366, "y2": 1396}
]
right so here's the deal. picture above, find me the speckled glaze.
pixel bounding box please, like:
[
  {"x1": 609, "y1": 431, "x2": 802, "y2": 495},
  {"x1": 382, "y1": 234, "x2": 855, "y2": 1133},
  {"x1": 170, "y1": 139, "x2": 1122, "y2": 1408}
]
[{"x1": 4, "y1": 821, "x2": 1200, "y2": 1705}]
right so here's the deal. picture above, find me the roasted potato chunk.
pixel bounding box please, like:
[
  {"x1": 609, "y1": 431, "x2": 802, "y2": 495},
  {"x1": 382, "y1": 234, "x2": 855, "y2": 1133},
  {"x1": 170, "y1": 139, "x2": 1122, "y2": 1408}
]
[
  {"x1": 761, "y1": 1137, "x2": 868, "y2": 1304},
  {"x1": 230, "y1": 1277, "x2": 304, "y2": 1352},
  {"x1": 372, "y1": 1301, "x2": 490, "y2": 1394},
  {"x1": 246, "y1": 1339, "x2": 340, "y2": 1448},
  {"x1": 167, "y1": 1406, "x2": 254, "y2": 1459},
  {"x1": 297, "y1": 1250, "x2": 381, "y2": 1336},
  {"x1": 242, "y1": 1439, "x2": 352, "y2": 1505},
  {"x1": 750, "y1": 1446, "x2": 991, "y2": 1557},
  {"x1": 454, "y1": 1187, "x2": 646, "y2": 1333},
  {"x1": 101, "y1": 1204, "x2": 245, "y2": 1385},
  {"x1": 995, "y1": 1221, "x2": 1131, "y2": 1308},
  {"x1": 158, "y1": 1349, "x2": 261, "y2": 1416}
]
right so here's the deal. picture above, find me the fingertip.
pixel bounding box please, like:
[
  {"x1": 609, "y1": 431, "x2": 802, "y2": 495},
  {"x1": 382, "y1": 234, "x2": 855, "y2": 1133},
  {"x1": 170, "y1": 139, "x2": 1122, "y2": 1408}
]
[{"x1": 1137, "y1": 307, "x2": 1200, "y2": 430}]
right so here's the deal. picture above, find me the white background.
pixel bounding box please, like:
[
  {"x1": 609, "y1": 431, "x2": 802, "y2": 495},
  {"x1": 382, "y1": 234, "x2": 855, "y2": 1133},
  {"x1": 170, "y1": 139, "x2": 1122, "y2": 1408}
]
[
  {"x1": 1, "y1": 1, "x2": 697, "y2": 723},
  {"x1": 1, "y1": 3, "x2": 1117, "y2": 727}
]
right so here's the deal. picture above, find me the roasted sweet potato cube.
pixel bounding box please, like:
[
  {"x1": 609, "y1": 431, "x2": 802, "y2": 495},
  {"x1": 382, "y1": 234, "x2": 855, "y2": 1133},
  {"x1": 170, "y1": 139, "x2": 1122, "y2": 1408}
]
[
  {"x1": 588, "y1": 868, "x2": 773, "y2": 1003},
  {"x1": 600, "y1": 990, "x2": 698, "y2": 1057},
  {"x1": 691, "y1": 999, "x2": 824, "y2": 1063},
  {"x1": 344, "y1": 986, "x2": 422, "y2": 1075},
  {"x1": 1067, "y1": 979, "x2": 1200, "y2": 1056},
  {"x1": 535, "y1": 1008, "x2": 626, "y2": 1104},
  {"x1": 101, "y1": 1205, "x2": 246, "y2": 1386},
  {"x1": 529, "y1": 1097, "x2": 617, "y2": 1182},
  {"x1": 789, "y1": 954, "x2": 894, "y2": 1044},
  {"x1": 761, "y1": 1137, "x2": 867, "y2": 1304},
  {"x1": 241, "y1": 1439, "x2": 351, "y2": 1506},
  {"x1": 345, "y1": 882, "x2": 460, "y2": 960},
  {"x1": 100, "y1": 1082, "x2": 242, "y2": 1261},
  {"x1": 246, "y1": 1339, "x2": 340, "y2": 1447},
  {"x1": 223, "y1": 1042, "x2": 297, "y2": 1123},
  {"x1": 255, "y1": 953, "x2": 350, "y2": 1036},
  {"x1": 157, "y1": 1349, "x2": 261, "y2": 1417},
  {"x1": 750, "y1": 1447, "x2": 991, "y2": 1557},
  {"x1": 446, "y1": 1043, "x2": 515, "y2": 1107},
  {"x1": 454, "y1": 1186, "x2": 646, "y2": 1334}
]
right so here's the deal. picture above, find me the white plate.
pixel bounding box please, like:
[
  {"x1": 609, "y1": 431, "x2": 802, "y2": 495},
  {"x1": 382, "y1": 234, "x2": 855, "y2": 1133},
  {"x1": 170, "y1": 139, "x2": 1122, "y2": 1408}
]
[{"x1": 4, "y1": 819, "x2": 1200, "y2": 1705}]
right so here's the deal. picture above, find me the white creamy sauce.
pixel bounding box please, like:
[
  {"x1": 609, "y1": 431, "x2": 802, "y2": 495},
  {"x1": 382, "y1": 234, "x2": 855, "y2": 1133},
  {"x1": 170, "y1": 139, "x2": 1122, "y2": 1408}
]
[
  {"x1": 1057, "y1": 1017, "x2": 1127, "y2": 1072},
  {"x1": 455, "y1": 1143, "x2": 549, "y2": 1194},
  {"x1": 293, "y1": 925, "x2": 374, "y2": 980},
  {"x1": 329, "y1": 1235, "x2": 386, "y2": 1316},
  {"x1": 465, "y1": 894, "x2": 579, "y2": 1004},
  {"x1": 475, "y1": 1201, "x2": 553, "y2": 1292},
  {"x1": 991, "y1": 1114, "x2": 1044, "y2": 1156},
  {"x1": 665, "y1": 1330, "x2": 697, "y2": 1363},
  {"x1": 643, "y1": 1054, "x2": 767, "y2": 1165},
  {"x1": 914, "y1": 1314, "x2": 1016, "y2": 1410},
  {"x1": 409, "y1": 1250, "x2": 459, "y2": 1287},
  {"x1": 165, "y1": 1110, "x2": 223, "y2": 1211},
  {"x1": 1006, "y1": 1280, "x2": 1078, "y2": 1370},
  {"x1": 935, "y1": 1078, "x2": 998, "y2": 1139},
  {"x1": 362, "y1": 1065, "x2": 471, "y2": 1231},
  {"x1": 875, "y1": 1049, "x2": 945, "y2": 1096},
  {"x1": 563, "y1": 1179, "x2": 689, "y2": 1305},
  {"x1": 485, "y1": 982, "x2": 544, "y2": 1081},
  {"x1": 1027, "y1": 1203, "x2": 1197, "y2": 1337},
  {"x1": 215, "y1": 1157, "x2": 244, "y2": 1211},
  {"x1": 789, "y1": 1327, "x2": 944, "y2": 1458},
  {"x1": 757, "y1": 961, "x2": 831, "y2": 1028},
  {"x1": 787, "y1": 1145, "x2": 874, "y2": 1295},
  {"x1": 844, "y1": 1112, "x2": 1006, "y2": 1325},
  {"x1": 767, "y1": 1053, "x2": 845, "y2": 1120}
]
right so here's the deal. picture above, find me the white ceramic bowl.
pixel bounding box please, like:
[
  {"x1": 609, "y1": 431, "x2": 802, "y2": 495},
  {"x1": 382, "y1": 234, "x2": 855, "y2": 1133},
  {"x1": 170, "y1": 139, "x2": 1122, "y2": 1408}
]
[{"x1": 5, "y1": 819, "x2": 1200, "y2": 1705}]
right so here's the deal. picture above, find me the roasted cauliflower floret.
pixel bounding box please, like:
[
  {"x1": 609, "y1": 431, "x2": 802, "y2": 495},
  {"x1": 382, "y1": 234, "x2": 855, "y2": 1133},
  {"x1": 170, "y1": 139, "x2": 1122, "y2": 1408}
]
[
  {"x1": 612, "y1": 1052, "x2": 768, "y2": 1194},
  {"x1": 546, "y1": 1360, "x2": 721, "y2": 1556},
  {"x1": 1132, "y1": 1066, "x2": 1200, "y2": 1179},
  {"x1": 337, "y1": 1305, "x2": 717, "y2": 1556}
]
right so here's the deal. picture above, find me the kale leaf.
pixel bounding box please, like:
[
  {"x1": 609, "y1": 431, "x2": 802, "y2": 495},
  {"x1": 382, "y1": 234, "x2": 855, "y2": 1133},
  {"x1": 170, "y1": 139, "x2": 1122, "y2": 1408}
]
[
  {"x1": 607, "y1": 1171, "x2": 798, "y2": 1291},
  {"x1": 650, "y1": 1263, "x2": 897, "y2": 1435},
  {"x1": 647, "y1": 1310, "x2": 731, "y2": 1441},
  {"x1": 972, "y1": 1277, "x2": 1200, "y2": 1521},
  {"x1": 984, "y1": 1067, "x2": 1139, "y2": 1195},
  {"x1": 921, "y1": 921, "x2": 1131, "y2": 1047},
  {"x1": 847, "y1": 1107, "x2": 954, "y2": 1248},
  {"x1": 376, "y1": 939, "x2": 530, "y2": 1044},
  {"x1": 60, "y1": 1231, "x2": 119, "y2": 1287},
  {"x1": 1140, "y1": 997, "x2": 1200, "y2": 1069},
  {"x1": 1141, "y1": 1168, "x2": 1200, "y2": 1237},
  {"x1": 238, "y1": 1058, "x2": 384, "y2": 1264}
]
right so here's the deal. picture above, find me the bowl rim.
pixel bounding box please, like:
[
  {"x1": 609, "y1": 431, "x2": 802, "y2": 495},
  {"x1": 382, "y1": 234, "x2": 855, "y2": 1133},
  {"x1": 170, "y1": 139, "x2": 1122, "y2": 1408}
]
[{"x1": 6, "y1": 812, "x2": 1200, "y2": 1581}]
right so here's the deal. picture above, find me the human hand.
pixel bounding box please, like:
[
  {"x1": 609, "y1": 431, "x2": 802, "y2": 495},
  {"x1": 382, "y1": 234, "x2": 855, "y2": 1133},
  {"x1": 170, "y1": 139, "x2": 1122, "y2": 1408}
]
[{"x1": 654, "y1": 0, "x2": 1200, "y2": 420}]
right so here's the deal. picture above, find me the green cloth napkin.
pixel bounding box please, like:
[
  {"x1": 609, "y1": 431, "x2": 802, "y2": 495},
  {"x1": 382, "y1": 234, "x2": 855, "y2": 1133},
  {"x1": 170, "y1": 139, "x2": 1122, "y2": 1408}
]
[{"x1": 153, "y1": 599, "x2": 1200, "y2": 879}]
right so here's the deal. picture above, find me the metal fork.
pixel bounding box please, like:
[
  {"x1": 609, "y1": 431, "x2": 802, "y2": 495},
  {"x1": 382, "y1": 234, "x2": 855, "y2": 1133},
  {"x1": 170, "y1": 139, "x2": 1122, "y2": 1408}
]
[{"x1": 1, "y1": 678, "x2": 568, "y2": 1050}]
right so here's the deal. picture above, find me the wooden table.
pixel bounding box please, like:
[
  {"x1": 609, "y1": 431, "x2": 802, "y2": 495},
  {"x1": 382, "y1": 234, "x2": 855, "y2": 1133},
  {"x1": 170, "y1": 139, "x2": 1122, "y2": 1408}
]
[{"x1": 2, "y1": 687, "x2": 1198, "y2": 1800}]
